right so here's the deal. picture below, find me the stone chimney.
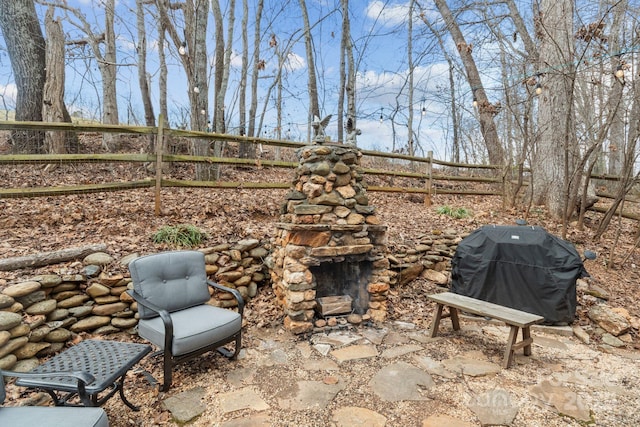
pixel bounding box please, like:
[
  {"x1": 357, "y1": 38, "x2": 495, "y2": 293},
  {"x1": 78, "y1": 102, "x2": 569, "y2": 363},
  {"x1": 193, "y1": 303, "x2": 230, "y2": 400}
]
[{"x1": 269, "y1": 144, "x2": 394, "y2": 334}]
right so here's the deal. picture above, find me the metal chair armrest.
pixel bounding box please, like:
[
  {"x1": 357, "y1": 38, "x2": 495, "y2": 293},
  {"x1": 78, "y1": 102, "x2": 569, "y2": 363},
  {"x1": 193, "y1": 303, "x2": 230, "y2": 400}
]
[
  {"x1": 207, "y1": 280, "x2": 245, "y2": 316},
  {"x1": 3, "y1": 369, "x2": 96, "y2": 406},
  {"x1": 126, "y1": 290, "x2": 174, "y2": 352}
]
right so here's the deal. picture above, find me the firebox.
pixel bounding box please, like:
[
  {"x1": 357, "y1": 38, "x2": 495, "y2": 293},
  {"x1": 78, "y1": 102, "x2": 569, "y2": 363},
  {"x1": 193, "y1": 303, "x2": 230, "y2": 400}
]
[
  {"x1": 269, "y1": 143, "x2": 394, "y2": 334},
  {"x1": 311, "y1": 257, "x2": 372, "y2": 315}
]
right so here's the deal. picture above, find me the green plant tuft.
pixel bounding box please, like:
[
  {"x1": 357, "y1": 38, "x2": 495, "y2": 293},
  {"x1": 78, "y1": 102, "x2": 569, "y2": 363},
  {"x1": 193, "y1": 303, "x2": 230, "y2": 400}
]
[
  {"x1": 436, "y1": 205, "x2": 471, "y2": 219},
  {"x1": 152, "y1": 224, "x2": 206, "y2": 248}
]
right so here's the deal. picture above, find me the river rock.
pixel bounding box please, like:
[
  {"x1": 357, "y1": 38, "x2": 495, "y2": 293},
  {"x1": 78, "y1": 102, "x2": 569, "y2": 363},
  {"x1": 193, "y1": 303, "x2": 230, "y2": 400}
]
[
  {"x1": 47, "y1": 308, "x2": 70, "y2": 321},
  {"x1": 0, "y1": 336, "x2": 29, "y2": 358},
  {"x1": 2, "y1": 281, "x2": 41, "y2": 298},
  {"x1": 86, "y1": 283, "x2": 111, "y2": 298},
  {"x1": 92, "y1": 302, "x2": 127, "y2": 316},
  {"x1": 0, "y1": 354, "x2": 17, "y2": 370},
  {"x1": 70, "y1": 316, "x2": 111, "y2": 332},
  {"x1": 13, "y1": 342, "x2": 51, "y2": 359},
  {"x1": 25, "y1": 299, "x2": 57, "y2": 315},
  {"x1": 29, "y1": 325, "x2": 52, "y2": 342},
  {"x1": 32, "y1": 274, "x2": 63, "y2": 288},
  {"x1": 111, "y1": 317, "x2": 138, "y2": 329},
  {"x1": 0, "y1": 331, "x2": 10, "y2": 346},
  {"x1": 0, "y1": 294, "x2": 15, "y2": 309},
  {"x1": 83, "y1": 252, "x2": 114, "y2": 266},
  {"x1": 9, "y1": 323, "x2": 30, "y2": 338},
  {"x1": 0, "y1": 312, "x2": 23, "y2": 331},
  {"x1": 588, "y1": 304, "x2": 630, "y2": 336},
  {"x1": 15, "y1": 290, "x2": 46, "y2": 308},
  {"x1": 57, "y1": 294, "x2": 90, "y2": 308},
  {"x1": 68, "y1": 305, "x2": 94, "y2": 318},
  {"x1": 45, "y1": 328, "x2": 72, "y2": 343}
]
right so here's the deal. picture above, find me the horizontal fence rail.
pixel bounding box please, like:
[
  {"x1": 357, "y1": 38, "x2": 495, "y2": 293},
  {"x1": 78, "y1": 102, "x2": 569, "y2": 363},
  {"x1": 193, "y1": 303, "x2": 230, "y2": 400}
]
[{"x1": 0, "y1": 120, "x2": 506, "y2": 207}]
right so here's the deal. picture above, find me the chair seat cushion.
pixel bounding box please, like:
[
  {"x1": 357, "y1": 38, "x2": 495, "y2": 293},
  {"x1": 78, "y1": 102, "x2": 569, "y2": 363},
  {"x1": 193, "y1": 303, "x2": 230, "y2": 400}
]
[
  {"x1": 0, "y1": 406, "x2": 109, "y2": 427},
  {"x1": 138, "y1": 304, "x2": 241, "y2": 356}
]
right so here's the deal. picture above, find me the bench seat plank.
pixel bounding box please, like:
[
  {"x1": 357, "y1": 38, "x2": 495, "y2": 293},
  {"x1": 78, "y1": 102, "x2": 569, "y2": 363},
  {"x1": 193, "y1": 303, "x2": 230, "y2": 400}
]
[
  {"x1": 427, "y1": 292, "x2": 545, "y2": 368},
  {"x1": 427, "y1": 292, "x2": 544, "y2": 327}
]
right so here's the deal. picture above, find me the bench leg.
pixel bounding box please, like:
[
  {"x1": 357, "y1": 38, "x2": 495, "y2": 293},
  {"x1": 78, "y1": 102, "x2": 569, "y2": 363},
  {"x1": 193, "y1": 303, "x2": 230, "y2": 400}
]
[
  {"x1": 449, "y1": 307, "x2": 460, "y2": 331},
  {"x1": 522, "y1": 326, "x2": 532, "y2": 356},
  {"x1": 429, "y1": 305, "x2": 461, "y2": 338},
  {"x1": 503, "y1": 325, "x2": 519, "y2": 369},
  {"x1": 429, "y1": 304, "x2": 444, "y2": 338}
]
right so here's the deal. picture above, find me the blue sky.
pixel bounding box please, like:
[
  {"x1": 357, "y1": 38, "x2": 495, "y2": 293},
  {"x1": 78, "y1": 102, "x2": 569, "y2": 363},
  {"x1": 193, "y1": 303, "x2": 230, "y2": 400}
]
[{"x1": 0, "y1": 0, "x2": 459, "y2": 158}]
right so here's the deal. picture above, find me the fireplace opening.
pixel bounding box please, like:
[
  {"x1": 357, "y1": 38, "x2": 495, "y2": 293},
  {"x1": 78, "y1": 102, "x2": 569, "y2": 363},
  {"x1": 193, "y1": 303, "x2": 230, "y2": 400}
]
[{"x1": 311, "y1": 257, "x2": 373, "y2": 315}]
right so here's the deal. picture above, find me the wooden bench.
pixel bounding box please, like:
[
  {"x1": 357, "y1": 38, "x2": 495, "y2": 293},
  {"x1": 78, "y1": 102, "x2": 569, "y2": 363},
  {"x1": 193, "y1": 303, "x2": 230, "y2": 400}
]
[{"x1": 427, "y1": 292, "x2": 545, "y2": 368}]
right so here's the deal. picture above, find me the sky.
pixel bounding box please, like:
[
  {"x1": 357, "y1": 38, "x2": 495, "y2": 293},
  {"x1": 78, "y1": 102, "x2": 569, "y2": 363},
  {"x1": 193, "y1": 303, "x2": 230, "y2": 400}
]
[{"x1": 0, "y1": 0, "x2": 460, "y2": 158}]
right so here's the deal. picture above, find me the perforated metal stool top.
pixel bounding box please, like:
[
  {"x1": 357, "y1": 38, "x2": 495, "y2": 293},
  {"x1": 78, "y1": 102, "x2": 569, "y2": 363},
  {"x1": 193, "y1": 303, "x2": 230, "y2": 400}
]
[{"x1": 16, "y1": 339, "x2": 151, "y2": 410}]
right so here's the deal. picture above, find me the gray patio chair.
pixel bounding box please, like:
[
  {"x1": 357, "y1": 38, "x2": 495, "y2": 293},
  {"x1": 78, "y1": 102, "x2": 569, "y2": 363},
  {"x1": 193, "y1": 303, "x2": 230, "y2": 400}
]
[
  {"x1": 127, "y1": 250, "x2": 244, "y2": 391},
  {"x1": 0, "y1": 369, "x2": 109, "y2": 427}
]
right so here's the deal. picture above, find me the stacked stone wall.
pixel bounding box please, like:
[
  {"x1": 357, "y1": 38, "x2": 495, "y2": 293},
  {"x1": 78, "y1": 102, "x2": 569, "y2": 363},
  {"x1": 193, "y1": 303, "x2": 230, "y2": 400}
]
[
  {"x1": 0, "y1": 232, "x2": 464, "y2": 370},
  {"x1": 0, "y1": 239, "x2": 271, "y2": 371}
]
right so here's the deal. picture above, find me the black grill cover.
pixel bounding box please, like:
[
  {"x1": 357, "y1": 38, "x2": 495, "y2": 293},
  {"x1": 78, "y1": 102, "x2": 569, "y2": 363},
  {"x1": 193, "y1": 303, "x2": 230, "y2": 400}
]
[{"x1": 450, "y1": 225, "x2": 589, "y2": 324}]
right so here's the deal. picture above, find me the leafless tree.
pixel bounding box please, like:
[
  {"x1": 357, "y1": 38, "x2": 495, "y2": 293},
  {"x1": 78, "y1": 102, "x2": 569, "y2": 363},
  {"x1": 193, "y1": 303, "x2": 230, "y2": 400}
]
[
  {"x1": 432, "y1": 0, "x2": 505, "y2": 167},
  {"x1": 0, "y1": 0, "x2": 46, "y2": 152},
  {"x1": 298, "y1": 0, "x2": 321, "y2": 140},
  {"x1": 136, "y1": 0, "x2": 155, "y2": 130}
]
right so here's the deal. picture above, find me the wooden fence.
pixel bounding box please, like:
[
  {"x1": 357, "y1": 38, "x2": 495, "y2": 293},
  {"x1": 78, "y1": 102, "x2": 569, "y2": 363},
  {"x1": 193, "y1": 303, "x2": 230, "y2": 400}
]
[{"x1": 0, "y1": 120, "x2": 505, "y2": 214}]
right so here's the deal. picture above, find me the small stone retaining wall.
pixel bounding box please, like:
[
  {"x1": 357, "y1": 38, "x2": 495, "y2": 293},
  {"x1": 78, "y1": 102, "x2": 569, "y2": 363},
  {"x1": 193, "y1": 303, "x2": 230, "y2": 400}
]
[
  {"x1": 0, "y1": 232, "x2": 461, "y2": 371},
  {"x1": 0, "y1": 238, "x2": 272, "y2": 372}
]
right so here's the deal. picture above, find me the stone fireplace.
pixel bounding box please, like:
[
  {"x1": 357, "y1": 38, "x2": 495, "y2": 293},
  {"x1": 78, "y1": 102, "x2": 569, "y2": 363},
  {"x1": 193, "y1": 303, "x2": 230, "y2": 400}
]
[{"x1": 269, "y1": 143, "x2": 394, "y2": 334}]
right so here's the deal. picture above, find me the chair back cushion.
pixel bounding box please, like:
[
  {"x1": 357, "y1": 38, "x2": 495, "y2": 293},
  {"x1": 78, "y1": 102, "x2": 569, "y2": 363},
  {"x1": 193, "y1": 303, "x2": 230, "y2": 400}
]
[{"x1": 129, "y1": 251, "x2": 211, "y2": 319}]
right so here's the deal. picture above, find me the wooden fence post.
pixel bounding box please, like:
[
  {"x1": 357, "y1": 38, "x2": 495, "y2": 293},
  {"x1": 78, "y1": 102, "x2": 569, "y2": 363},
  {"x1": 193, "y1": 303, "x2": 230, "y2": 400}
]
[
  {"x1": 154, "y1": 114, "x2": 165, "y2": 216},
  {"x1": 424, "y1": 150, "x2": 433, "y2": 206}
]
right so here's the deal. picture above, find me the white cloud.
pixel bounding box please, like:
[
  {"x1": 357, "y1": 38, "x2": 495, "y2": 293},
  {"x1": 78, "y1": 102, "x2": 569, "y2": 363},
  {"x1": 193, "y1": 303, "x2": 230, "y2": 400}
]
[
  {"x1": 365, "y1": 0, "x2": 410, "y2": 27},
  {"x1": 0, "y1": 83, "x2": 17, "y2": 109},
  {"x1": 230, "y1": 51, "x2": 243, "y2": 68},
  {"x1": 285, "y1": 52, "x2": 306, "y2": 72}
]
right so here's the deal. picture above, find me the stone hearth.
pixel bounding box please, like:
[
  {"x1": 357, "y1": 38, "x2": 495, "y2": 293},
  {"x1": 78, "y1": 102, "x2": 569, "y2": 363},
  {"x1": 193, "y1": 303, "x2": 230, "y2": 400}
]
[{"x1": 269, "y1": 144, "x2": 394, "y2": 334}]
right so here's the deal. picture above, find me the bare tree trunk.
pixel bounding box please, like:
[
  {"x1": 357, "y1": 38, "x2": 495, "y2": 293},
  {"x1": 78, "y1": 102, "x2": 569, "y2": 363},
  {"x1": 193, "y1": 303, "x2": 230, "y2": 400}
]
[
  {"x1": 158, "y1": 12, "x2": 168, "y2": 121},
  {"x1": 338, "y1": 0, "x2": 347, "y2": 143},
  {"x1": 448, "y1": 61, "x2": 459, "y2": 164},
  {"x1": 136, "y1": 0, "x2": 155, "y2": 129},
  {"x1": 238, "y1": 0, "x2": 250, "y2": 156},
  {"x1": 248, "y1": 0, "x2": 263, "y2": 143},
  {"x1": 192, "y1": 0, "x2": 211, "y2": 179},
  {"x1": 156, "y1": 0, "x2": 210, "y2": 179},
  {"x1": 298, "y1": 0, "x2": 321, "y2": 137},
  {"x1": 407, "y1": 0, "x2": 415, "y2": 157},
  {"x1": 345, "y1": 20, "x2": 356, "y2": 143},
  {"x1": 0, "y1": 0, "x2": 45, "y2": 153},
  {"x1": 211, "y1": 0, "x2": 234, "y2": 179},
  {"x1": 44, "y1": 0, "x2": 120, "y2": 150},
  {"x1": 433, "y1": 0, "x2": 504, "y2": 166},
  {"x1": 606, "y1": 0, "x2": 627, "y2": 181},
  {"x1": 533, "y1": 0, "x2": 576, "y2": 219},
  {"x1": 101, "y1": 0, "x2": 119, "y2": 150},
  {"x1": 43, "y1": 7, "x2": 67, "y2": 154}
]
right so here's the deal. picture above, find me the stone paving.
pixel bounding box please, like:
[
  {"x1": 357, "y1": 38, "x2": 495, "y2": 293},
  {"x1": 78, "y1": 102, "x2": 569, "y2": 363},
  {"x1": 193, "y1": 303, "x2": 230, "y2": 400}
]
[{"x1": 151, "y1": 317, "x2": 640, "y2": 426}]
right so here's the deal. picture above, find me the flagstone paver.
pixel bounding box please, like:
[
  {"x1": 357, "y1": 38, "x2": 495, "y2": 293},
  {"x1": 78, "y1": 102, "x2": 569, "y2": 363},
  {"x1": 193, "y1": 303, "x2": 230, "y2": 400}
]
[
  {"x1": 422, "y1": 414, "x2": 475, "y2": 427},
  {"x1": 530, "y1": 380, "x2": 592, "y2": 422},
  {"x1": 330, "y1": 344, "x2": 378, "y2": 362},
  {"x1": 332, "y1": 406, "x2": 387, "y2": 427},
  {"x1": 220, "y1": 414, "x2": 271, "y2": 427},
  {"x1": 441, "y1": 355, "x2": 502, "y2": 377},
  {"x1": 276, "y1": 380, "x2": 346, "y2": 410},
  {"x1": 467, "y1": 388, "x2": 519, "y2": 426},
  {"x1": 381, "y1": 344, "x2": 422, "y2": 358},
  {"x1": 161, "y1": 387, "x2": 207, "y2": 423},
  {"x1": 218, "y1": 387, "x2": 270, "y2": 414},
  {"x1": 370, "y1": 361, "x2": 435, "y2": 401}
]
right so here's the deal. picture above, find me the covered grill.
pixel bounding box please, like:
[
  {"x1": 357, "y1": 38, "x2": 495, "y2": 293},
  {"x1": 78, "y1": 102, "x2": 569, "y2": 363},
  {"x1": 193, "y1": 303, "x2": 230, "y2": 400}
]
[{"x1": 450, "y1": 225, "x2": 589, "y2": 325}]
